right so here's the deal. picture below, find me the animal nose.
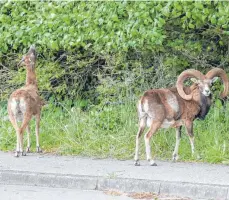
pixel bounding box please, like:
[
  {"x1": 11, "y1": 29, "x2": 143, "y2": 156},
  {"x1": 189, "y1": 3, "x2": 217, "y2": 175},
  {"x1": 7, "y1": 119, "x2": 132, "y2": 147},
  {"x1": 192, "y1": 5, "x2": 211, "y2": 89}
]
[{"x1": 205, "y1": 89, "x2": 210, "y2": 94}]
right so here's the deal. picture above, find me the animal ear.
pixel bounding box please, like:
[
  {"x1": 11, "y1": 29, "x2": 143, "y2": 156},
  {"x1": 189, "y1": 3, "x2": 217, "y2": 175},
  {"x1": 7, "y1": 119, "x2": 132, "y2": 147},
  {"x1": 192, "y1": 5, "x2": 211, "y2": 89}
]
[
  {"x1": 190, "y1": 78, "x2": 199, "y2": 83},
  {"x1": 211, "y1": 77, "x2": 218, "y2": 83},
  {"x1": 17, "y1": 56, "x2": 25, "y2": 67}
]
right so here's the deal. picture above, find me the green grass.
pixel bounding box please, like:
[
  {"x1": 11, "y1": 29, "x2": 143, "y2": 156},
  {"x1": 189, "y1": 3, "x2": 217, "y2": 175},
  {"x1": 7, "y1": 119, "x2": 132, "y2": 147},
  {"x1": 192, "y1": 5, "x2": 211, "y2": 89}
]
[{"x1": 1, "y1": 100, "x2": 229, "y2": 164}]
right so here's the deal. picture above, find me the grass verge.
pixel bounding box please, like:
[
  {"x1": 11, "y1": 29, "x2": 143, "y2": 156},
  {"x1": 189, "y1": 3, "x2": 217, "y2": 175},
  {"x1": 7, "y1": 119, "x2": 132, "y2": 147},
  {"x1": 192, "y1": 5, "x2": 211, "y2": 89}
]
[{"x1": 0, "y1": 100, "x2": 229, "y2": 164}]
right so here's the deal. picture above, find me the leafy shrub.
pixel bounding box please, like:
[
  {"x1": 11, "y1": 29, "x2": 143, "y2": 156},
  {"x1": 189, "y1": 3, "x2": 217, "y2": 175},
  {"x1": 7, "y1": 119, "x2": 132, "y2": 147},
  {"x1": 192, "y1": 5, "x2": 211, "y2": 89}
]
[{"x1": 1, "y1": 1, "x2": 229, "y2": 103}]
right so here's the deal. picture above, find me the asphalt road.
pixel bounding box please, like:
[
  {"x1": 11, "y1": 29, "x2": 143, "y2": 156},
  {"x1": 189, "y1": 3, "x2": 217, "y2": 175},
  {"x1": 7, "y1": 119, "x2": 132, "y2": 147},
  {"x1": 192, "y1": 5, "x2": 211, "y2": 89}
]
[
  {"x1": 0, "y1": 151, "x2": 228, "y2": 199},
  {"x1": 0, "y1": 184, "x2": 191, "y2": 200},
  {"x1": 0, "y1": 185, "x2": 132, "y2": 200},
  {"x1": 1, "y1": 152, "x2": 229, "y2": 186}
]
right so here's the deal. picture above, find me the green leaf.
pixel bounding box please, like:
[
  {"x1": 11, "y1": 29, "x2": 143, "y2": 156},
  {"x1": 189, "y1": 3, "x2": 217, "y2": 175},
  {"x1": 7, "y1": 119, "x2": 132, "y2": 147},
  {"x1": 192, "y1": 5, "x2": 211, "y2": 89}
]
[
  {"x1": 50, "y1": 40, "x2": 58, "y2": 50},
  {"x1": 139, "y1": 3, "x2": 146, "y2": 9},
  {"x1": 223, "y1": 31, "x2": 229, "y2": 36},
  {"x1": 174, "y1": 3, "x2": 182, "y2": 11},
  {"x1": 112, "y1": 14, "x2": 119, "y2": 22},
  {"x1": 186, "y1": 12, "x2": 191, "y2": 18},
  {"x1": 195, "y1": 2, "x2": 204, "y2": 9},
  {"x1": 189, "y1": 23, "x2": 195, "y2": 29},
  {"x1": 211, "y1": 15, "x2": 217, "y2": 24}
]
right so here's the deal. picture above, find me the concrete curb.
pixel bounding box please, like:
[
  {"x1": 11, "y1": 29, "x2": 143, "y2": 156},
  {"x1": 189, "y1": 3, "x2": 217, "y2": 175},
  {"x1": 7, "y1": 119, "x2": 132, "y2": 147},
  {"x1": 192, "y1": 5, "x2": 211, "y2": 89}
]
[{"x1": 0, "y1": 170, "x2": 228, "y2": 199}]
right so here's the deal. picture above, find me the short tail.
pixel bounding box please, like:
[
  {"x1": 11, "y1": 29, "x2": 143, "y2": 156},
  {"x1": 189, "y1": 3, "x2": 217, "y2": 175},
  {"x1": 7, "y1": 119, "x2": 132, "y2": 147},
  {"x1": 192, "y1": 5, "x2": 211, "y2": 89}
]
[
  {"x1": 137, "y1": 98, "x2": 147, "y2": 119},
  {"x1": 10, "y1": 98, "x2": 26, "y2": 122},
  {"x1": 15, "y1": 99, "x2": 20, "y2": 110}
]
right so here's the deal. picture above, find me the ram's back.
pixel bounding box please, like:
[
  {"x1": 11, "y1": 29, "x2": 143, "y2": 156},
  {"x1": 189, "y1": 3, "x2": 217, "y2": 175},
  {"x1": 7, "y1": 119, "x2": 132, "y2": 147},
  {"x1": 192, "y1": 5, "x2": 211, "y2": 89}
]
[{"x1": 137, "y1": 87, "x2": 202, "y2": 128}]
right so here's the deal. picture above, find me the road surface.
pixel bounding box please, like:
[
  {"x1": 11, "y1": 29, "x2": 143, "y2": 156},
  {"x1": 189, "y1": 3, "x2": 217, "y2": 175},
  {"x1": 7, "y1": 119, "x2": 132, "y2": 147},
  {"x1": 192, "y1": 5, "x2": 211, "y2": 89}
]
[
  {"x1": 0, "y1": 185, "x2": 132, "y2": 200},
  {"x1": 0, "y1": 151, "x2": 228, "y2": 199}
]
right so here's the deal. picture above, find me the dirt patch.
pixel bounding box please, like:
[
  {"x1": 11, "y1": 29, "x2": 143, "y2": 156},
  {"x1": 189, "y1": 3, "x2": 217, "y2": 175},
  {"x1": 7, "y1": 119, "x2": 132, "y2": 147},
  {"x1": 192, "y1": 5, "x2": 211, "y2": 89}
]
[
  {"x1": 127, "y1": 192, "x2": 158, "y2": 199},
  {"x1": 103, "y1": 190, "x2": 192, "y2": 200},
  {"x1": 103, "y1": 189, "x2": 123, "y2": 196}
]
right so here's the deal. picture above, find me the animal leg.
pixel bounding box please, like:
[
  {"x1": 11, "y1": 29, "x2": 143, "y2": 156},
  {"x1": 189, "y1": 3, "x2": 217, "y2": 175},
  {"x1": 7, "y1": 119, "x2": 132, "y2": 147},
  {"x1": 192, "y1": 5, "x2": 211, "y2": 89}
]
[
  {"x1": 15, "y1": 130, "x2": 20, "y2": 157},
  {"x1": 184, "y1": 120, "x2": 195, "y2": 156},
  {"x1": 19, "y1": 113, "x2": 33, "y2": 156},
  {"x1": 26, "y1": 125, "x2": 31, "y2": 152},
  {"x1": 8, "y1": 111, "x2": 20, "y2": 157},
  {"x1": 19, "y1": 128, "x2": 26, "y2": 156},
  {"x1": 35, "y1": 114, "x2": 42, "y2": 153},
  {"x1": 189, "y1": 137, "x2": 195, "y2": 155},
  {"x1": 172, "y1": 127, "x2": 181, "y2": 162},
  {"x1": 144, "y1": 121, "x2": 161, "y2": 166},
  {"x1": 134, "y1": 117, "x2": 146, "y2": 166}
]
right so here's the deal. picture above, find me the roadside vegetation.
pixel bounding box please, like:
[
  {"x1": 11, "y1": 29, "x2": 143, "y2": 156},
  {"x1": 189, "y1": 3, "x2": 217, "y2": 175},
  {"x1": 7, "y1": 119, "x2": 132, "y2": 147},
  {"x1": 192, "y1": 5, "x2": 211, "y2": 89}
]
[
  {"x1": 1, "y1": 98, "x2": 229, "y2": 164},
  {"x1": 1, "y1": 1, "x2": 229, "y2": 164}
]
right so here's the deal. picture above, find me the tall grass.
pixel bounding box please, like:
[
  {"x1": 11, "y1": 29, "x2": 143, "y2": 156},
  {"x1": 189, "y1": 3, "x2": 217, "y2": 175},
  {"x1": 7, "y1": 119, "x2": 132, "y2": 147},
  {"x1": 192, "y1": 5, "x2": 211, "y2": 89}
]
[{"x1": 0, "y1": 99, "x2": 229, "y2": 164}]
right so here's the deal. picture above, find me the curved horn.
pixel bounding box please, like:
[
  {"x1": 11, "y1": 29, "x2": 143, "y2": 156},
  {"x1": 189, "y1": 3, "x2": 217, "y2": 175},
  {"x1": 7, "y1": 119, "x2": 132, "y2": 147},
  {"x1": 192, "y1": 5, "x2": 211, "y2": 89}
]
[
  {"x1": 176, "y1": 69, "x2": 205, "y2": 100},
  {"x1": 205, "y1": 68, "x2": 229, "y2": 99}
]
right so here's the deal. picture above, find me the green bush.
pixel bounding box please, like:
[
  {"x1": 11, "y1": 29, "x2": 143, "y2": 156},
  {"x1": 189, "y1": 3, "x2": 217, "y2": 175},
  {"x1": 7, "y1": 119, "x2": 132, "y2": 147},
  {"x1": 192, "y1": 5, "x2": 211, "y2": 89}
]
[{"x1": 1, "y1": 1, "x2": 229, "y2": 103}]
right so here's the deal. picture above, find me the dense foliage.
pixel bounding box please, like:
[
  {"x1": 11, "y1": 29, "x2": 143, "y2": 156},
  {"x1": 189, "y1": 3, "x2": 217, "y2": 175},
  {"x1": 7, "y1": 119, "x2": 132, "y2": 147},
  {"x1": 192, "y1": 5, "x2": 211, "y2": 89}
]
[{"x1": 1, "y1": 1, "x2": 229, "y2": 104}]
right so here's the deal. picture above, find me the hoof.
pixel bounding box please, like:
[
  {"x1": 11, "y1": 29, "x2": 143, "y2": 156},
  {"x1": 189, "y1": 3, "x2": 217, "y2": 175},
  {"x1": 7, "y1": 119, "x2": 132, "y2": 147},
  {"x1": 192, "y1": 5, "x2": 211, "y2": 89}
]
[
  {"x1": 36, "y1": 146, "x2": 42, "y2": 153},
  {"x1": 26, "y1": 147, "x2": 31, "y2": 153},
  {"x1": 172, "y1": 154, "x2": 179, "y2": 162},
  {"x1": 14, "y1": 151, "x2": 19, "y2": 157},
  {"x1": 134, "y1": 161, "x2": 140, "y2": 166},
  {"x1": 150, "y1": 161, "x2": 157, "y2": 166},
  {"x1": 21, "y1": 151, "x2": 26, "y2": 156}
]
